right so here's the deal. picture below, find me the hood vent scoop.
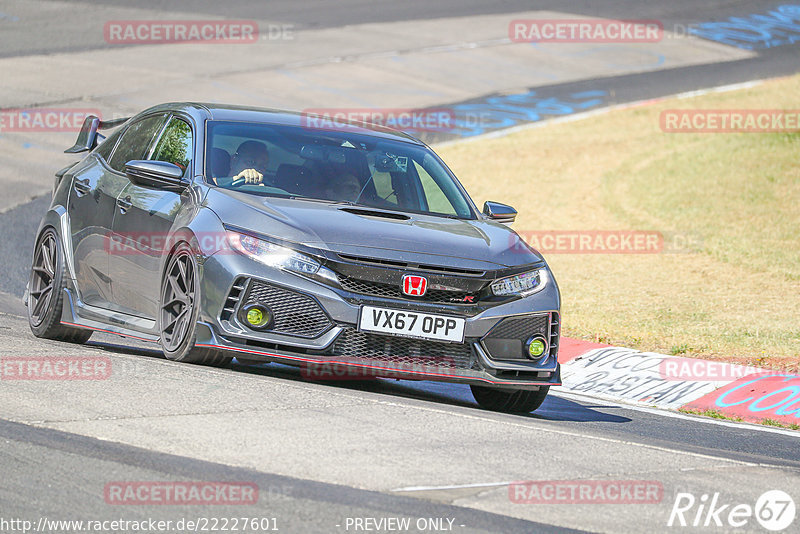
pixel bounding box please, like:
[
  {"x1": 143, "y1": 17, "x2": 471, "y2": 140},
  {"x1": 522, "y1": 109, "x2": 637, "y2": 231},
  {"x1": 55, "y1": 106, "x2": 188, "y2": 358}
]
[{"x1": 339, "y1": 207, "x2": 410, "y2": 220}]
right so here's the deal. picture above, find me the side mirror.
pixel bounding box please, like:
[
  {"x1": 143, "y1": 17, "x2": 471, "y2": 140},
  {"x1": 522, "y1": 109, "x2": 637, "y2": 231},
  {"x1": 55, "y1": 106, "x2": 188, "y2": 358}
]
[
  {"x1": 483, "y1": 201, "x2": 517, "y2": 224},
  {"x1": 125, "y1": 160, "x2": 187, "y2": 191}
]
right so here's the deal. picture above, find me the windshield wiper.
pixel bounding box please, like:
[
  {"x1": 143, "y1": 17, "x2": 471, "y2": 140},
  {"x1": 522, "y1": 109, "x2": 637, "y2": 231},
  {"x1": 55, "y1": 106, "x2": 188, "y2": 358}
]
[{"x1": 287, "y1": 196, "x2": 338, "y2": 203}]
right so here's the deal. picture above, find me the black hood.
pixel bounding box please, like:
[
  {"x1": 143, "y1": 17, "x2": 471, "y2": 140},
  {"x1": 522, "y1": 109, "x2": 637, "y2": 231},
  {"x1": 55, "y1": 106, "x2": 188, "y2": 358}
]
[{"x1": 206, "y1": 188, "x2": 543, "y2": 270}]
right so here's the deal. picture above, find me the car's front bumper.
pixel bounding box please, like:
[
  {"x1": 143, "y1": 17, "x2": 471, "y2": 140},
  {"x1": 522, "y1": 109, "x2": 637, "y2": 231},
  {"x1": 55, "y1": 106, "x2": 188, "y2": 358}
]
[{"x1": 196, "y1": 250, "x2": 562, "y2": 390}]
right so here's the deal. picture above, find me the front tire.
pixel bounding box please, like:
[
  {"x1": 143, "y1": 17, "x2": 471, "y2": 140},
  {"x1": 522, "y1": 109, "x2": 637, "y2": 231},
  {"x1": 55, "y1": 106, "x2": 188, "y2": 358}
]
[
  {"x1": 159, "y1": 244, "x2": 231, "y2": 367},
  {"x1": 470, "y1": 385, "x2": 550, "y2": 413},
  {"x1": 27, "y1": 228, "x2": 92, "y2": 344}
]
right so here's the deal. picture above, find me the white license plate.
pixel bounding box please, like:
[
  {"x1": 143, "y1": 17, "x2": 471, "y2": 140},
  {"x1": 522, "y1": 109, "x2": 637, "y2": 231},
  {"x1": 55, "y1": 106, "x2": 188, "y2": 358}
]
[{"x1": 359, "y1": 306, "x2": 465, "y2": 343}]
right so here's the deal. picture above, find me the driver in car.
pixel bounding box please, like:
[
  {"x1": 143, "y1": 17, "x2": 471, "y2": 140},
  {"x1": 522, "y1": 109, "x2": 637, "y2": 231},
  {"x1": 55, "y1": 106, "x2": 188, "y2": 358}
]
[
  {"x1": 216, "y1": 140, "x2": 270, "y2": 186},
  {"x1": 325, "y1": 172, "x2": 362, "y2": 202}
]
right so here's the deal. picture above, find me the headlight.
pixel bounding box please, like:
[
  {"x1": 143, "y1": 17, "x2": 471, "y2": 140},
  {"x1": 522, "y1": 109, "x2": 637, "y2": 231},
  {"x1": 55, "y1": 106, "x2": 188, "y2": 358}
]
[
  {"x1": 490, "y1": 268, "x2": 548, "y2": 297},
  {"x1": 226, "y1": 231, "x2": 320, "y2": 275}
]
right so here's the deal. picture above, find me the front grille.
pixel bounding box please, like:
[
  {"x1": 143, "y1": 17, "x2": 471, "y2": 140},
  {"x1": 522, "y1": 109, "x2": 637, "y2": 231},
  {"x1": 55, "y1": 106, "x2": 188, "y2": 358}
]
[
  {"x1": 337, "y1": 253, "x2": 485, "y2": 277},
  {"x1": 330, "y1": 328, "x2": 474, "y2": 370},
  {"x1": 244, "y1": 281, "x2": 332, "y2": 338},
  {"x1": 486, "y1": 315, "x2": 548, "y2": 340},
  {"x1": 482, "y1": 314, "x2": 550, "y2": 361},
  {"x1": 337, "y1": 274, "x2": 478, "y2": 304}
]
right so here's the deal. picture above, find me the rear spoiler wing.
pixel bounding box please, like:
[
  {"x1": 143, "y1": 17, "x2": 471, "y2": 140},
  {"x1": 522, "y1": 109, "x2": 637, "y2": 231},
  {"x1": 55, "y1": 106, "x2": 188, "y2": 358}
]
[{"x1": 65, "y1": 115, "x2": 130, "y2": 154}]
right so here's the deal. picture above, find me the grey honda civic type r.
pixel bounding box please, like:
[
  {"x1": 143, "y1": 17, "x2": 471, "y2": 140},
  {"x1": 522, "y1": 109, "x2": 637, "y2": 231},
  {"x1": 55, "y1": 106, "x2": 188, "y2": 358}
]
[{"x1": 26, "y1": 102, "x2": 561, "y2": 413}]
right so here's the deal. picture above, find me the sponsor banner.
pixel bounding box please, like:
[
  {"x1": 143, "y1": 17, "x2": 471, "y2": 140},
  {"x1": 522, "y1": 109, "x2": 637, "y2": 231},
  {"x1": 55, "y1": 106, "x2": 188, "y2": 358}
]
[
  {"x1": 684, "y1": 374, "x2": 800, "y2": 425},
  {"x1": 1, "y1": 356, "x2": 111, "y2": 380},
  {"x1": 560, "y1": 348, "x2": 722, "y2": 409},
  {"x1": 104, "y1": 20, "x2": 259, "y2": 44},
  {"x1": 660, "y1": 109, "x2": 800, "y2": 133},
  {"x1": 509, "y1": 19, "x2": 663, "y2": 43},
  {"x1": 0, "y1": 108, "x2": 101, "y2": 132},
  {"x1": 509, "y1": 480, "x2": 663, "y2": 504},
  {"x1": 559, "y1": 338, "x2": 800, "y2": 429},
  {"x1": 104, "y1": 481, "x2": 258, "y2": 505}
]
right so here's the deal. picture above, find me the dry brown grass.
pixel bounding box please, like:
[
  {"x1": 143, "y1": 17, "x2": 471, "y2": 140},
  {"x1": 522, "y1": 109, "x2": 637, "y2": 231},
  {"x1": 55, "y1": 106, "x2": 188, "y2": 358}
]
[{"x1": 437, "y1": 75, "x2": 800, "y2": 369}]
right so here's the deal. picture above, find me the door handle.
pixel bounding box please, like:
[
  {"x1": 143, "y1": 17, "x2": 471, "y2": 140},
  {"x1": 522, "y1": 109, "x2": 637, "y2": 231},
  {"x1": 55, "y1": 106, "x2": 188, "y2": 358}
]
[
  {"x1": 73, "y1": 178, "x2": 90, "y2": 196},
  {"x1": 117, "y1": 195, "x2": 133, "y2": 213}
]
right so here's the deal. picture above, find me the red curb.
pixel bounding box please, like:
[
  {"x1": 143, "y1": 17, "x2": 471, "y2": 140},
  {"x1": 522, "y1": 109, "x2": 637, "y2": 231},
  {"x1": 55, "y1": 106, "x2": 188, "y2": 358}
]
[
  {"x1": 558, "y1": 337, "x2": 612, "y2": 364},
  {"x1": 684, "y1": 374, "x2": 800, "y2": 426}
]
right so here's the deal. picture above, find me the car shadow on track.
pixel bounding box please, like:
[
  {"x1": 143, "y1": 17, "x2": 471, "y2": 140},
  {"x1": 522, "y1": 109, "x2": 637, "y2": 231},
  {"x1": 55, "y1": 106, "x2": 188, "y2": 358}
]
[
  {"x1": 229, "y1": 358, "x2": 631, "y2": 424},
  {"x1": 82, "y1": 338, "x2": 630, "y2": 424},
  {"x1": 85, "y1": 339, "x2": 164, "y2": 358}
]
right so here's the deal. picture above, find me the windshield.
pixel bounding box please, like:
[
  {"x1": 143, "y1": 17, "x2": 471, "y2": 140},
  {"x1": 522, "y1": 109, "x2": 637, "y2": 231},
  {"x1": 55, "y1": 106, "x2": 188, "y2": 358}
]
[{"x1": 205, "y1": 121, "x2": 475, "y2": 219}]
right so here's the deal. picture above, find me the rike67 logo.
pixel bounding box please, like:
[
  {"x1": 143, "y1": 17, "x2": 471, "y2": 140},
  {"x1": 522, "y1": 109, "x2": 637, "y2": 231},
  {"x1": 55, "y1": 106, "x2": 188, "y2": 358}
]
[{"x1": 668, "y1": 490, "x2": 795, "y2": 531}]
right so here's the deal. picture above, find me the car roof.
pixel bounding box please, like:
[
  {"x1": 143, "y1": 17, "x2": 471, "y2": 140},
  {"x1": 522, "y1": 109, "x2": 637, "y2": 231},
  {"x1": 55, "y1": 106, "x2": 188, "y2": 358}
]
[{"x1": 141, "y1": 102, "x2": 426, "y2": 145}]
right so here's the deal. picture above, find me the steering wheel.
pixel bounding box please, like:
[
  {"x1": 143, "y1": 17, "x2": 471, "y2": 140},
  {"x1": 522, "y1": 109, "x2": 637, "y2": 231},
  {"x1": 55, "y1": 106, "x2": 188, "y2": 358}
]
[{"x1": 230, "y1": 177, "x2": 267, "y2": 188}]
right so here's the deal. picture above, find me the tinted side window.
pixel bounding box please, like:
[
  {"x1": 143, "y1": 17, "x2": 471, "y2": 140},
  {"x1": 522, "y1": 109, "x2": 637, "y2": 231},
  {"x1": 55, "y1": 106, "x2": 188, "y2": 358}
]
[
  {"x1": 107, "y1": 114, "x2": 167, "y2": 173},
  {"x1": 150, "y1": 118, "x2": 192, "y2": 173},
  {"x1": 93, "y1": 128, "x2": 123, "y2": 161}
]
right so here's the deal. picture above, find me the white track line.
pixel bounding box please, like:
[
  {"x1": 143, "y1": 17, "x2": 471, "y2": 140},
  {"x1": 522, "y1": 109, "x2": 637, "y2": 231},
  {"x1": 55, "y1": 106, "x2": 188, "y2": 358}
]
[{"x1": 392, "y1": 481, "x2": 512, "y2": 493}]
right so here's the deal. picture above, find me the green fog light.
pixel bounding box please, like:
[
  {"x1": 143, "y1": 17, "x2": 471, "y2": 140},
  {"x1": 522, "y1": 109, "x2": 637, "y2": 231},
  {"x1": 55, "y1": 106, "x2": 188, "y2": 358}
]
[
  {"x1": 247, "y1": 308, "x2": 265, "y2": 326},
  {"x1": 241, "y1": 304, "x2": 272, "y2": 330},
  {"x1": 527, "y1": 337, "x2": 546, "y2": 359}
]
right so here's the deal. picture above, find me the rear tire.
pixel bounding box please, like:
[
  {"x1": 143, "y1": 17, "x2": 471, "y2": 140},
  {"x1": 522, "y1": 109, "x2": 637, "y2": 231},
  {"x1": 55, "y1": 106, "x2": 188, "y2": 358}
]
[
  {"x1": 470, "y1": 385, "x2": 550, "y2": 413},
  {"x1": 27, "y1": 228, "x2": 92, "y2": 344},
  {"x1": 159, "y1": 244, "x2": 231, "y2": 367}
]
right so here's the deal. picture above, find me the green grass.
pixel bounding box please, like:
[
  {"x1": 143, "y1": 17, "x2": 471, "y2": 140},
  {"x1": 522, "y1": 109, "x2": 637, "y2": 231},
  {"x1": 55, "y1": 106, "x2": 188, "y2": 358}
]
[
  {"x1": 679, "y1": 408, "x2": 743, "y2": 422},
  {"x1": 669, "y1": 343, "x2": 691, "y2": 356},
  {"x1": 438, "y1": 74, "x2": 800, "y2": 367},
  {"x1": 679, "y1": 408, "x2": 800, "y2": 431}
]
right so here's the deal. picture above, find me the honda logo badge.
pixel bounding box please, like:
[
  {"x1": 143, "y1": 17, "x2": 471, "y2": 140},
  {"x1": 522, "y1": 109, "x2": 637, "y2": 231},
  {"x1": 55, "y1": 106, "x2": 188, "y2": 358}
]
[{"x1": 402, "y1": 275, "x2": 427, "y2": 296}]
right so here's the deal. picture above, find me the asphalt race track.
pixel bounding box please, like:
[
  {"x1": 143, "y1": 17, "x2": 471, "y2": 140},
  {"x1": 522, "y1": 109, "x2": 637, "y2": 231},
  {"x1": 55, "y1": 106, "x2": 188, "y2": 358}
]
[{"x1": 1, "y1": 1, "x2": 799, "y2": 532}]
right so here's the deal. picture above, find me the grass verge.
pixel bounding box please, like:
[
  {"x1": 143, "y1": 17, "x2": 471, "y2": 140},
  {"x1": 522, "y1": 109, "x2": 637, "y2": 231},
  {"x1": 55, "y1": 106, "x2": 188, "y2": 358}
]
[
  {"x1": 437, "y1": 74, "x2": 800, "y2": 369},
  {"x1": 678, "y1": 407, "x2": 800, "y2": 431}
]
